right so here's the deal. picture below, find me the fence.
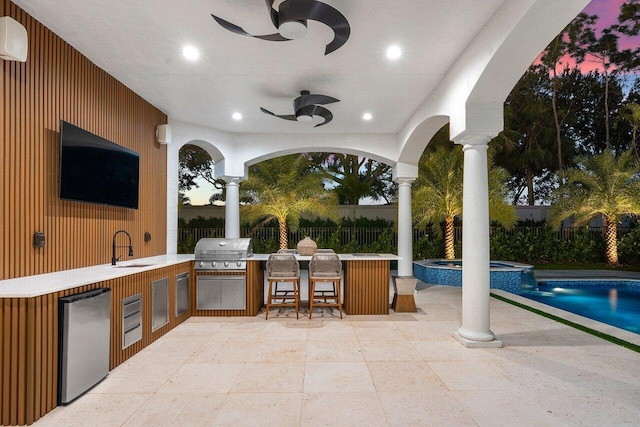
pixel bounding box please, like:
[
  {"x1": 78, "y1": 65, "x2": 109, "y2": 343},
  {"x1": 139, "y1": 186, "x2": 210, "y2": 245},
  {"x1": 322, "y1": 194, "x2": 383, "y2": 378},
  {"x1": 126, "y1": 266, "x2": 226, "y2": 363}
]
[{"x1": 178, "y1": 226, "x2": 627, "y2": 251}]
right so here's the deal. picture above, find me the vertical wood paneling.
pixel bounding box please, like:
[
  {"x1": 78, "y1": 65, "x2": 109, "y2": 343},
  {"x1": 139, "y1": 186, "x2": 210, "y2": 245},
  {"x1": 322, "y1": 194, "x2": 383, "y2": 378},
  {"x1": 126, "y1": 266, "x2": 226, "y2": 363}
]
[
  {"x1": 343, "y1": 260, "x2": 390, "y2": 315},
  {"x1": 0, "y1": 262, "x2": 192, "y2": 425},
  {"x1": 1, "y1": 0, "x2": 168, "y2": 281}
]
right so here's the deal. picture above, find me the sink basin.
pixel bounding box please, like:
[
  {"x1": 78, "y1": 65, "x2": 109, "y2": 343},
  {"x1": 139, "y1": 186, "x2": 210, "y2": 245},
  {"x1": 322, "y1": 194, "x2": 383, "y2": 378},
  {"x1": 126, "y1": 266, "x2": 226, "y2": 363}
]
[
  {"x1": 114, "y1": 263, "x2": 155, "y2": 268},
  {"x1": 351, "y1": 253, "x2": 380, "y2": 257}
]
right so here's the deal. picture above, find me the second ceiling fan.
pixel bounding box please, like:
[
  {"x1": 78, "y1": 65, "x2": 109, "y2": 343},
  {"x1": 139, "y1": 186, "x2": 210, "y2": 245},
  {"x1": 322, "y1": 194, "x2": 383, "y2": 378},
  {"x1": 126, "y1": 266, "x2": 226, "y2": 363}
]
[{"x1": 261, "y1": 90, "x2": 339, "y2": 127}]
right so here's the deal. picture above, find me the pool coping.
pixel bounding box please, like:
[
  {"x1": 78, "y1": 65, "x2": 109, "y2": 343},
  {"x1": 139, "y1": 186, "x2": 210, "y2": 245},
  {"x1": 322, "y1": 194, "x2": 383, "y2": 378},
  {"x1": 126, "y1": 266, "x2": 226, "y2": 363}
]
[{"x1": 491, "y1": 289, "x2": 640, "y2": 348}]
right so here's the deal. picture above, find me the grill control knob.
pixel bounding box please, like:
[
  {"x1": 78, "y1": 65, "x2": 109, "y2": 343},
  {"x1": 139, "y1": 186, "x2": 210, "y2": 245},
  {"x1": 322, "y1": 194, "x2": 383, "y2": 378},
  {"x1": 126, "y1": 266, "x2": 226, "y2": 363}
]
[
  {"x1": 224, "y1": 261, "x2": 229, "y2": 267},
  {"x1": 237, "y1": 261, "x2": 242, "y2": 267},
  {"x1": 212, "y1": 262, "x2": 216, "y2": 268},
  {"x1": 199, "y1": 262, "x2": 204, "y2": 267}
]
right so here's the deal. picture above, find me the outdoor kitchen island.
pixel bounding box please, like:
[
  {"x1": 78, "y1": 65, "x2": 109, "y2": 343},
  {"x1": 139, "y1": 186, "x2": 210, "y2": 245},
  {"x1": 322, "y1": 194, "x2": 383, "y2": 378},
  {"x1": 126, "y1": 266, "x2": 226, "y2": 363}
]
[{"x1": 251, "y1": 253, "x2": 400, "y2": 315}]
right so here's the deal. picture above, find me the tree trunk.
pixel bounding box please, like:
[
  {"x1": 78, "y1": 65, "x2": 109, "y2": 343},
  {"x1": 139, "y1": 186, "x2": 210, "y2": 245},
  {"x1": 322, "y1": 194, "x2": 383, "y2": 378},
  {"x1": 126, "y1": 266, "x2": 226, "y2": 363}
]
[
  {"x1": 604, "y1": 69, "x2": 610, "y2": 149},
  {"x1": 604, "y1": 216, "x2": 619, "y2": 265},
  {"x1": 526, "y1": 168, "x2": 534, "y2": 206},
  {"x1": 632, "y1": 126, "x2": 639, "y2": 160},
  {"x1": 278, "y1": 218, "x2": 288, "y2": 250},
  {"x1": 551, "y1": 67, "x2": 564, "y2": 171},
  {"x1": 444, "y1": 216, "x2": 455, "y2": 260}
]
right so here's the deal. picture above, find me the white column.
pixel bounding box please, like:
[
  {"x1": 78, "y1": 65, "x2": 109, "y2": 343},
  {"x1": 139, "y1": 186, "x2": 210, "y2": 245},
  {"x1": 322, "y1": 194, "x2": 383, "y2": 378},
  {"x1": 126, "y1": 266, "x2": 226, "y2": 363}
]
[
  {"x1": 166, "y1": 141, "x2": 180, "y2": 254},
  {"x1": 453, "y1": 136, "x2": 502, "y2": 348},
  {"x1": 225, "y1": 179, "x2": 240, "y2": 238},
  {"x1": 396, "y1": 179, "x2": 415, "y2": 277}
]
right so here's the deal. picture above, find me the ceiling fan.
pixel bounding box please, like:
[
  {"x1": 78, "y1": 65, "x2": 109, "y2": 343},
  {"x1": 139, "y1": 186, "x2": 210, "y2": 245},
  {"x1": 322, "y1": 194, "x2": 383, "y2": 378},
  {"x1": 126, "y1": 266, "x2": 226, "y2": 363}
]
[
  {"x1": 260, "y1": 90, "x2": 339, "y2": 127},
  {"x1": 211, "y1": 0, "x2": 351, "y2": 55}
]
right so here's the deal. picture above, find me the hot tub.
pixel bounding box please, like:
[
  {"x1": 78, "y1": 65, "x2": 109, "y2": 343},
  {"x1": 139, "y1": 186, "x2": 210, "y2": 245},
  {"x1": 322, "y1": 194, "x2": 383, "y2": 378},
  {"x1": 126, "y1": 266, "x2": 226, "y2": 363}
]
[{"x1": 413, "y1": 259, "x2": 535, "y2": 294}]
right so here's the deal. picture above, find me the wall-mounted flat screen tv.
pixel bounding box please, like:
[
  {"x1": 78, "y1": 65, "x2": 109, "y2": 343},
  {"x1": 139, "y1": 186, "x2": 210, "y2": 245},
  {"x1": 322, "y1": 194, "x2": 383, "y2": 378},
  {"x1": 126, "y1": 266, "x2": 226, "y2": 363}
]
[{"x1": 59, "y1": 120, "x2": 140, "y2": 209}]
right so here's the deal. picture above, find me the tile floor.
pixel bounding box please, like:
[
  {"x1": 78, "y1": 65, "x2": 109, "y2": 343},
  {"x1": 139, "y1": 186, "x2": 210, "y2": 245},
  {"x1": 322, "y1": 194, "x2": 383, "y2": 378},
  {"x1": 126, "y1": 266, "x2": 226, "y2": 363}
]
[{"x1": 35, "y1": 284, "x2": 640, "y2": 426}]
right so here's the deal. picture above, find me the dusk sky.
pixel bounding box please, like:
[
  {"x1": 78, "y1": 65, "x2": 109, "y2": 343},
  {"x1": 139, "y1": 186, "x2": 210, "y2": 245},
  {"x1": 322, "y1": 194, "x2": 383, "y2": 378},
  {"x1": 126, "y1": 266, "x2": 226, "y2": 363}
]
[
  {"x1": 185, "y1": 1, "x2": 640, "y2": 206},
  {"x1": 537, "y1": 0, "x2": 640, "y2": 82},
  {"x1": 584, "y1": 0, "x2": 638, "y2": 51}
]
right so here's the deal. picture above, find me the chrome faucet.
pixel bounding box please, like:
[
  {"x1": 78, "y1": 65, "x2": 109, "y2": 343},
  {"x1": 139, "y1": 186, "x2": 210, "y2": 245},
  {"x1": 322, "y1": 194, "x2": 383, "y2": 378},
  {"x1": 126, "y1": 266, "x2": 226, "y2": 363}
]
[{"x1": 112, "y1": 230, "x2": 133, "y2": 265}]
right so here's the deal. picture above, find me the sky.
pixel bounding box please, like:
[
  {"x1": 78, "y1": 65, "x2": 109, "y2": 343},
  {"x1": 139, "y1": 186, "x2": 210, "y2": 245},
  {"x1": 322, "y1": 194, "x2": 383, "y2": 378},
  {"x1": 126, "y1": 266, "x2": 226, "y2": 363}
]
[{"x1": 184, "y1": 0, "x2": 639, "y2": 206}]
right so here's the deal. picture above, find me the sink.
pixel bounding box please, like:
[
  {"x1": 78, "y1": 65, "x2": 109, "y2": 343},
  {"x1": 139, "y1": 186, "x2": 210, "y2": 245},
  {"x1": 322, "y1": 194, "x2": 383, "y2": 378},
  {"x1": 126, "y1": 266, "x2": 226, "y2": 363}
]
[
  {"x1": 351, "y1": 253, "x2": 380, "y2": 257},
  {"x1": 114, "y1": 263, "x2": 154, "y2": 268}
]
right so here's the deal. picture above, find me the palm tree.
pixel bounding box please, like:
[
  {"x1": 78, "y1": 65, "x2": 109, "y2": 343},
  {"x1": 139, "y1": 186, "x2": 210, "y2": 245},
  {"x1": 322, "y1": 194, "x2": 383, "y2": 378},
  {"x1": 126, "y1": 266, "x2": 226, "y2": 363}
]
[
  {"x1": 240, "y1": 154, "x2": 338, "y2": 249},
  {"x1": 551, "y1": 149, "x2": 640, "y2": 264},
  {"x1": 413, "y1": 142, "x2": 517, "y2": 259}
]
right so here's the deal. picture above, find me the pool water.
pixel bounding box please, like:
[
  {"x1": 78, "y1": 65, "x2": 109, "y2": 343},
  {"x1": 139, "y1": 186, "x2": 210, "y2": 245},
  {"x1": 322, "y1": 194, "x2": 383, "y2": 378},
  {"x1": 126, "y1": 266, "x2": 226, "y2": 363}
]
[{"x1": 522, "y1": 283, "x2": 640, "y2": 335}]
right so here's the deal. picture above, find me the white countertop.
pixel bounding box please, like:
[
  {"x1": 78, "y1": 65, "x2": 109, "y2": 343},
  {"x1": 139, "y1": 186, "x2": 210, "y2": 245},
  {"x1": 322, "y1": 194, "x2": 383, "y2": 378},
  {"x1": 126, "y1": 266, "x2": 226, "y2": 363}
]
[
  {"x1": 1, "y1": 253, "x2": 399, "y2": 298},
  {"x1": 0, "y1": 254, "x2": 194, "y2": 298},
  {"x1": 250, "y1": 253, "x2": 400, "y2": 261}
]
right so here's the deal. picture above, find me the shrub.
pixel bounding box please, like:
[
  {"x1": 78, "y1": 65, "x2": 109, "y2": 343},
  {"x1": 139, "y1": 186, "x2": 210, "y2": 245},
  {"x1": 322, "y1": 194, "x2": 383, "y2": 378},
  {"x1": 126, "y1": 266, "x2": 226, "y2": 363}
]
[{"x1": 619, "y1": 227, "x2": 640, "y2": 264}]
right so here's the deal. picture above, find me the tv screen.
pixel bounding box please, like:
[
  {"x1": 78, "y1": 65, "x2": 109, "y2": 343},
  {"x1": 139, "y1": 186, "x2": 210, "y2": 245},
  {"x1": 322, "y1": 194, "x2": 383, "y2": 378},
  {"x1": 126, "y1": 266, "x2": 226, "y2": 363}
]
[{"x1": 59, "y1": 120, "x2": 140, "y2": 209}]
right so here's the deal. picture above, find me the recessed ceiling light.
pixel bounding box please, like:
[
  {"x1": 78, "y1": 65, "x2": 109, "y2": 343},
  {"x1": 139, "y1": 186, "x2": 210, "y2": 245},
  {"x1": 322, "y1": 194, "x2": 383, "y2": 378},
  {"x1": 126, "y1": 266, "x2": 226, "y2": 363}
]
[
  {"x1": 386, "y1": 45, "x2": 402, "y2": 60},
  {"x1": 232, "y1": 112, "x2": 242, "y2": 121},
  {"x1": 362, "y1": 112, "x2": 373, "y2": 121},
  {"x1": 182, "y1": 45, "x2": 200, "y2": 61}
]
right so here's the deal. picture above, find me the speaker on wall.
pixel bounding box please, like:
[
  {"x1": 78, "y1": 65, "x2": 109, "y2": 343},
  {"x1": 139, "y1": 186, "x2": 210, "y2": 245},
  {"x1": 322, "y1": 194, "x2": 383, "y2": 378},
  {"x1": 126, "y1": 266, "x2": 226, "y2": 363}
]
[
  {"x1": 156, "y1": 124, "x2": 171, "y2": 145},
  {"x1": 0, "y1": 17, "x2": 28, "y2": 62}
]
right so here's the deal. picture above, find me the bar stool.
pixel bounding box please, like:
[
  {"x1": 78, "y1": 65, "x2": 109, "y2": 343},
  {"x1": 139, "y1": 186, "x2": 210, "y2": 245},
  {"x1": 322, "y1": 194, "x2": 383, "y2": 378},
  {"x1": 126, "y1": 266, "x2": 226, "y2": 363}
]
[
  {"x1": 308, "y1": 253, "x2": 343, "y2": 319},
  {"x1": 265, "y1": 253, "x2": 301, "y2": 319}
]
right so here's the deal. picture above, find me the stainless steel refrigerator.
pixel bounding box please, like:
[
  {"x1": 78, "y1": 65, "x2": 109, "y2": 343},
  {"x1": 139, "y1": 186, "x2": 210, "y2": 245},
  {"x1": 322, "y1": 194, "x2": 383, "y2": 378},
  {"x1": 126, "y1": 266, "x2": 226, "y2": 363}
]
[{"x1": 58, "y1": 287, "x2": 111, "y2": 405}]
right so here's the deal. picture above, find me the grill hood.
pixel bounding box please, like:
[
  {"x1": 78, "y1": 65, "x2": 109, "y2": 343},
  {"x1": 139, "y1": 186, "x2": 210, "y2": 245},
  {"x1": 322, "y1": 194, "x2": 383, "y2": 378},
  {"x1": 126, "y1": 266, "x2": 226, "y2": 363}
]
[{"x1": 194, "y1": 238, "x2": 253, "y2": 271}]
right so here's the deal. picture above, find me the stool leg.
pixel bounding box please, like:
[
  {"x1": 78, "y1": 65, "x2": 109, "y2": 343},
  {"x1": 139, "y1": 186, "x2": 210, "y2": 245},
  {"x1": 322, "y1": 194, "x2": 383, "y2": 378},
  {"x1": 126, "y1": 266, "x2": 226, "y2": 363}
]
[
  {"x1": 266, "y1": 280, "x2": 273, "y2": 320},
  {"x1": 295, "y1": 279, "x2": 299, "y2": 319},
  {"x1": 336, "y1": 279, "x2": 343, "y2": 319},
  {"x1": 309, "y1": 280, "x2": 314, "y2": 319}
]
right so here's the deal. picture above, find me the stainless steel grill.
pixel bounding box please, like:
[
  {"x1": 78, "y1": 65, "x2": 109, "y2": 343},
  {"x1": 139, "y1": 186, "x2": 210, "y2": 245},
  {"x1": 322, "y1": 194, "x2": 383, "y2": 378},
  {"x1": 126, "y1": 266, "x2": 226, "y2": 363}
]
[{"x1": 194, "y1": 238, "x2": 253, "y2": 271}]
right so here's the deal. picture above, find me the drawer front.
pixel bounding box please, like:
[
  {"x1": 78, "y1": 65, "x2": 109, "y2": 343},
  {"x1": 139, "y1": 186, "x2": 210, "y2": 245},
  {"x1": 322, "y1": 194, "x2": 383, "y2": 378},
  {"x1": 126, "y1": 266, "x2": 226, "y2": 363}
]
[
  {"x1": 122, "y1": 296, "x2": 141, "y2": 317},
  {"x1": 123, "y1": 324, "x2": 142, "y2": 349},
  {"x1": 123, "y1": 312, "x2": 140, "y2": 332}
]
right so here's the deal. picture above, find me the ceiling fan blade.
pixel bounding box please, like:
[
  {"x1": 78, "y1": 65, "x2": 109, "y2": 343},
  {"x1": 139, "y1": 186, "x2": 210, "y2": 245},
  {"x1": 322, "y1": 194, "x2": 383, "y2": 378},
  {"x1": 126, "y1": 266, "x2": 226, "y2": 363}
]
[
  {"x1": 264, "y1": 0, "x2": 279, "y2": 28},
  {"x1": 260, "y1": 107, "x2": 297, "y2": 121},
  {"x1": 311, "y1": 105, "x2": 333, "y2": 127},
  {"x1": 294, "y1": 93, "x2": 340, "y2": 111},
  {"x1": 212, "y1": 14, "x2": 289, "y2": 41},
  {"x1": 280, "y1": 0, "x2": 351, "y2": 55}
]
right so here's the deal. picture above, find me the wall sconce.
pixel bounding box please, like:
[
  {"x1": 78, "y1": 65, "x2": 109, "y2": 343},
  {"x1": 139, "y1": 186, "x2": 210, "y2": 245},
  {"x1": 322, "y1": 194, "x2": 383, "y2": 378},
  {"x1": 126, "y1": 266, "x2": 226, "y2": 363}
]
[
  {"x1": 144, "y1": 231, "x2": 152, "y2": 242},
  {"x1": 33, "y1": 231, "x2": 45, "y2": 248}
]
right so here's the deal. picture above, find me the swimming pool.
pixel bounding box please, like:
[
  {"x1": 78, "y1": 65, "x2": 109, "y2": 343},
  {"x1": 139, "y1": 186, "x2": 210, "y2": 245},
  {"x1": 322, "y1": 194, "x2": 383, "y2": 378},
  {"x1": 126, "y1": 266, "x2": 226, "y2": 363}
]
[{"x1": 521, "y1": 280, "x2": 640, "y2": 335}]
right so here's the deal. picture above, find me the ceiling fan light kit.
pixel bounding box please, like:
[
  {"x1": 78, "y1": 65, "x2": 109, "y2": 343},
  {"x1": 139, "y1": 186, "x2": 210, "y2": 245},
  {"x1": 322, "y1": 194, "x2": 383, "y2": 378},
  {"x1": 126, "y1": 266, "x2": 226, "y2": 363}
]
[{"x1": 278, "y1": 20, "x2": 308, "y2": 39}]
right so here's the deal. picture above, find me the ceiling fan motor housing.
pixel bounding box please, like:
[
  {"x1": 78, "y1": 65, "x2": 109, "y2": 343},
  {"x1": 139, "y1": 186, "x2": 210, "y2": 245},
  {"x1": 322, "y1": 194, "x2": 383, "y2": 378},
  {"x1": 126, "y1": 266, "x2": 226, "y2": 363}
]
[{"x1": 277, "y1": 1, "x2": 308, "y2": 39}]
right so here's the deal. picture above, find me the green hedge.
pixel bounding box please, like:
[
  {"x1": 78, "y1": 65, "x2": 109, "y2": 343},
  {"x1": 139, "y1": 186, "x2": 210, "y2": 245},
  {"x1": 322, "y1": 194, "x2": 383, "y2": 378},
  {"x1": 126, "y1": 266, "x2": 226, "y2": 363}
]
[{"x1": 490, "y1": 227, "x2": 606, "y2": 264}]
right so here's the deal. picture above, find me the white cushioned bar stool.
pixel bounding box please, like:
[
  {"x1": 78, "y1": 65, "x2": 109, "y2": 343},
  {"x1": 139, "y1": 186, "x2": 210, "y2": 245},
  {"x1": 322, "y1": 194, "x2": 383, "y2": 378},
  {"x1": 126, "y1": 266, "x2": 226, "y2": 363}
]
[
  {"x1": 308, "y1": 253, "x2": 343, "y2": 319},
  {"x1": 265, "y1": 253, "x2": 301, "y2": 319}
]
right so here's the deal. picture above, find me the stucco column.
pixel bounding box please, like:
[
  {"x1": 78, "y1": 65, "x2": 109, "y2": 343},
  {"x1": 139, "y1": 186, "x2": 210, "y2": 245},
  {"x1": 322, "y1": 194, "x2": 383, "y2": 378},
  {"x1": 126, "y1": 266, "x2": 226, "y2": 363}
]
[
  {"x1": 453, "y1": 135, "x2": 502, "y2": 348},
  {"x1": 225, "y1": 178, "x2": 240, "y2": 238},
  {"x1": 396, "y1": 179, "x2": 415, "y2": 277}
]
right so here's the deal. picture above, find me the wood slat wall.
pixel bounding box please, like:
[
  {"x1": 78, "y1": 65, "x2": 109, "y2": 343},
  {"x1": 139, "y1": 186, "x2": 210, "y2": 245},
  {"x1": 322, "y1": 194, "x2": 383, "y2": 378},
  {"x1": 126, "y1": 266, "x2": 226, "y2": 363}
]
[
  {"x1": 0, "y1": 262, "x2": 192, "y2": 426},
  {"x1": 343, "y1": 260, "x2": 390, "y2": 315},
  {"x1": 0, "y1": 0, "x2": 168, "y2": 281}
]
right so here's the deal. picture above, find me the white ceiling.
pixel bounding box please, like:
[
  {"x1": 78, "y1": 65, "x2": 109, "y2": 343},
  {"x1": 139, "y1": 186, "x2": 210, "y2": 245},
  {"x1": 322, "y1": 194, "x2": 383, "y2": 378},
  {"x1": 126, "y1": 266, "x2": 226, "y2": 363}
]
[{"x1": 13, "y1": 0, "x2": 508, "y2": 135}]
